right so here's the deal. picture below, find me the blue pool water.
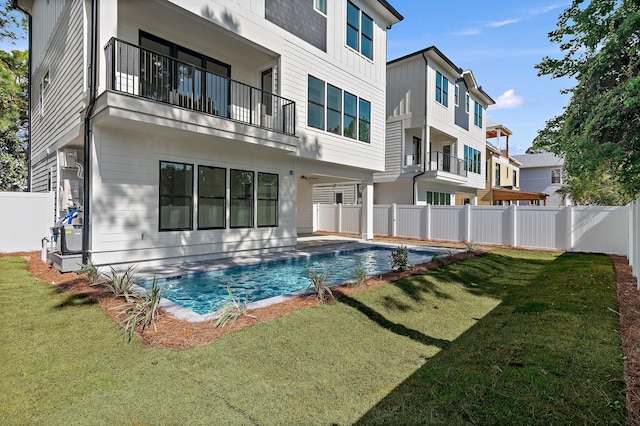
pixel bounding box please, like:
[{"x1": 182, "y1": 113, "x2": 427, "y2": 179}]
[{"x1": 139, "y1": 246, "x2": 437, "y2": 315}]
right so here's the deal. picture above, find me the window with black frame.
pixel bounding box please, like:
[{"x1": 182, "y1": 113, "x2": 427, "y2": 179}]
[
  {"x1": 230, "y1": 169, "x2": 254, "y2": 228},
  {"x1": 159, "y1": 161, "x2": 193, "y2": 231},
  {"x1": 257, "y1": 172, "x2": 278, "y2": 227},
  {"x1": 198, "y1": 166, "x2": 226, "y2": 229}
]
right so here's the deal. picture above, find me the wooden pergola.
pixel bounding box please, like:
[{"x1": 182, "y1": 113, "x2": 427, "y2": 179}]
[{"x1": 492, "y1": 188, "x2": 547, "y2": 205}]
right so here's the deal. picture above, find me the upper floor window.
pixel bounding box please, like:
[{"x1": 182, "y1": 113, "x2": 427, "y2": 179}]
[
  {"x1": 315, "y1": 0, "x2": 327, "y2": 14},
  {"x1": 465, "y1": 94, "x2": 470, "y2": 113},
  {"x1": 464, "y1": 145, "x2": 481, "y2": 174},
  {"x1": 308, "y1": 75, "x2": 371, "y2": 143},
  {"x1": 495, "y1": 163, "x2": 501, "y2": 187},
  {"x1": 454, "y1": 85, "x2": 459, "y2": 106},
  {"x1": 551, "y1": 168, "x2": 562, "y2": 184},
  {"x1": 474, "y1": 101, "x2": 483, "y2": 127},
  {"x1": 346, "y1": 1, "x2": 373, "y2": 60},
  {"x1": 513, "y1": 169, "x2": 518, "y2": 187},
  {"x1": 436, "y1": 71, "x2": 448, "y2": 107}
]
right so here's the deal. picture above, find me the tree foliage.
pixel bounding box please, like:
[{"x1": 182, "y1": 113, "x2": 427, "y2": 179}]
[{"x1": 532, "y1": 0, "x2": 640, "y2": 205}]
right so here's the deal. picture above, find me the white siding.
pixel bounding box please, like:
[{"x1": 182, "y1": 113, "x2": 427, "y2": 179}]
[{"x1": 30, "y1": 0, "x2": 70, "y2": 69}]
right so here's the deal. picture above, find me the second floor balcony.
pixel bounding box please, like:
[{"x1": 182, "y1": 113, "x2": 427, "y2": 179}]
[
  {"x1": 427, "y1": 151, "x2": 467, "y2": 178},
  {"x1": 105, "y1": 38, "x2": 296, "y2": 136}
]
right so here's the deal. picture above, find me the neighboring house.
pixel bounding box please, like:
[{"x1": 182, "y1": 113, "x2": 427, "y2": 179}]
[
  {"x1": 475, "y1": 121, "x2": 547, "y2": 206},
  {"x1": 16, "y1": 0, "x2": 402, "y2": 269},
  {"x1": 512, "y1": 152, "x2": 571, "y2": 206},
  {"x1": 374, "y1": 46, "x2": 494, "y2": 206},
  {"x1": 312, "y1": 181, "x2": 360, "y2": 204}
]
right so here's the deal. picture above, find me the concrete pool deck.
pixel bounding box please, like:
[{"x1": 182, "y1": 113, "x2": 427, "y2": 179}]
[{"x1": 132, "y1": 235, "x2": 448, "y2": 323}]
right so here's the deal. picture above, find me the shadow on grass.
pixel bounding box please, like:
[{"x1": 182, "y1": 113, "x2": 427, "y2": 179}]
[
  {"x1": 337, "y1": 296, "x2": 451, "y2": 350},
  {"x1": 353, "y1": 251, "x2": 625, "y2": 425},
  {"x1": 54, "y1": 292, "x2": 97, "y2": 309}
]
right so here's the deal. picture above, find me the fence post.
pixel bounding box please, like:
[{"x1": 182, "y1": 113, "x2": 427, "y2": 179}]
[
  {"x1": 312, "y1": 203, "x2": 318, "y2": 232},
  {"x1": 565, "y1": 205, "x2": 573, "y2": 251},
  {"x1": 510, "y1": 204, "x2": 518, "y2": 247},
  {"x1": 425, "y1": 204, "x2": 431, "y2": 241},
  {"x1": 337, "y1": 204, "x2": 342, "y2": 233},
  {"x1": 464, "y1": 204, "x2": 472, "y2": 242},
  {"x1": 391, "y1": 203, "x2": 397, "y2": 237}
]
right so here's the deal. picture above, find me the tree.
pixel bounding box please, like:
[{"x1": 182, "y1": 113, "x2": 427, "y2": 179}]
[
  {"x1": 0, "y1": 49, "x2": 28, "y2": 191},
  {"x1": 532, "y1": 0, "x2": 640, "y2": 205}
]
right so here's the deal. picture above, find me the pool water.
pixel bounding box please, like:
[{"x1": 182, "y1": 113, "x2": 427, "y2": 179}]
[{"x1": 139, "y1": 246, "x2": 437, "y2": 315}]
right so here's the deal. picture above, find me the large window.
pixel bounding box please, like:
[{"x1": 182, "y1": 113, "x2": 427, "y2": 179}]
[
  {"x1": 426, "y1": 191, "x2": 451, "y2": 205},
  {"x1": 327, "y1": 84, "x2": 342, "y2": 135},
  {"x1": 308, "y1": 75, "x2": 325, "y2": 130},
  {"x1": 257, "y1": 173, "x2": 279, "y2": 227},
  {"x1": 344, "y1": 92, "x2": 357, "y2": 139},
  {"x1": 358, "y1": 99, "x2": 371, "y2": 142},
  {"x1": 464, "y1": 145, "x2": 481, "y2": 174},
  {"x1": 308, "y1": 75, "x2": 371, "y2": 143},
  {"x1": 436, "y1": 71, "x2": 448, "y2": 107},
  {"x1": 474, "y1": 101, "x2": 484, "y2": 127},
  {"x1": 346, "y1": 1, "x2": 373, "y2": 60},
  {"x1": 551, "y1": 168, "x2": 562, "y2": 184},
  {"x1": 159, "y1": 161, "x2": 193, "y2": 231},
  {"x1": 198, "y1": 166, "x2": 225, "y2": 229},
  {"x1": 230, "y1": 169, "x2": 254, "y2": 228}
]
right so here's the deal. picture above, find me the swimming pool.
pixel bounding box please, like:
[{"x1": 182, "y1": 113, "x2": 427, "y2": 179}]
[{"x1": 138, "y1": 246, "x2": 439, "y2": 315}]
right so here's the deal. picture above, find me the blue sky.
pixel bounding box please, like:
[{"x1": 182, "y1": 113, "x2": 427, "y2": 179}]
[
  {"x1": 2, "y1": 2, "x2": 572, "y2": 154},
  {"x1": 387, "y1": 0, "x2": 573, "y2": 154}
]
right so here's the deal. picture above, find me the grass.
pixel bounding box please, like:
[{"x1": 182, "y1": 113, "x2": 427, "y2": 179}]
[{"x1": 0, "y1": 249, "x2": 625, "y2": 425}]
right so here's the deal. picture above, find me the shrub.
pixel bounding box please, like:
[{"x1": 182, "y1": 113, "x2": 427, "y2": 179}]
[
  {"x1": 350, "y1": 265, "x2": 366, "y2": 287},
  {"x1": 432, "y1": 249, "x2": 454, "y2": 265},
  {"x1": 391, "y1": 245, "x2": 413, "y2": 272},
  {"x1": 307, "y1": 268, "x2": 334, "y2": 301},
  {"x1": 104, "y1": 265, "x2": 137, "y2": 300},
  {"x1": 75, "y1": 260, "x2": 102, "y2": 286},
  {"x1": 117, "y1": 277, "x2": 163, "y2": 342},
  {"x1": 465, "y1": 241, "x2": 476, "y2": 253},
  {"x1": 211, "y1": 285, "x2": 256, "y2": 328}
]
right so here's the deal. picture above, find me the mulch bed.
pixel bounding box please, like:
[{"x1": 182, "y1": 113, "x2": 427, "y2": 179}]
[{"x1": 3, "y1": 248, "x2": 639, "y2": 421}]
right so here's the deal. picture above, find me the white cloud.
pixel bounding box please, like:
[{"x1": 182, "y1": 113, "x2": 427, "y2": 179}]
[
  {"x1": 452, "y1": 28, "x2": 481, "y2": 36},
  {"x1": 488, "y1": 18, "x2": 521, "y2": 28},
  {"x1": 490, "y1": 89, "x2": 524, "y2": 110}
]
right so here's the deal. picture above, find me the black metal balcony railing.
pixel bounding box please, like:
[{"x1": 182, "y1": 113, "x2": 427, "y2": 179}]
[
  {"x1": 427, "y1": 151, "x2": 467, "y2": 177},
  {"x1": 105, "y1": 38, "x2": 296, "y2": 135}
]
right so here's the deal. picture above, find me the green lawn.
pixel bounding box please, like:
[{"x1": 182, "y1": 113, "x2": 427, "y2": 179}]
[{"x1": 0, "y1": 250, "x2": 625, "y2": 425}]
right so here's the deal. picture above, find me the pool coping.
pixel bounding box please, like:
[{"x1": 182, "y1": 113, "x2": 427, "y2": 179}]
[{"x1": 132, "y1": 240, "x2": 454, "y2": 323}]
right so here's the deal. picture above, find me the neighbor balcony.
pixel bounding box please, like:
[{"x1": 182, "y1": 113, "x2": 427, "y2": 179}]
[
  {"x1": 427, "y1": 151, "x2": 467, "y2": 177},
  {"x1": 104, "y1": 38, "x2": 296, "y2": 136}
]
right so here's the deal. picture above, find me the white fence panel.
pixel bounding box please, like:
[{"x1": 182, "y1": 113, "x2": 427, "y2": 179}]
[
  {"x1": 317, "y1": 204, "x2": 338, "y2": 232},
  {"x1": 430, "y1": 206, "x2": 463, "y2": 241},
  {"x1": 516, "y1": 206, "x2": 565, "y2": 250},
  {"x1": 0, "y1": 191, "x2": 55, "y2": 253},
  {"x1": 341, "y1": 205, "x2": 361, "y2": 234},
  {"x1": 470, "y1": 206, "x2": 509, "y2": 245},
  {"x1": 572, "y1": 206, "x2": 628, "y2": 255},
  {"x1": 396, "y1": 205, "x2": 424, "y2": 239},
  {"x1": 374, "y1": 205, "x2": 392, "y2": 236},
  {"x1": 630, "y1": 200, "x2": 640, "y2": 284}
]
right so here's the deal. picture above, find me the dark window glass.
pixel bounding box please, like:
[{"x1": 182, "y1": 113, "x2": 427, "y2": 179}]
[
  {"x1": 159, "y1": 161, "x2": 193, "y2": 231},
  {"x1": 361, "y1": 13, "x2": 373, "y2": 59},
  {"x1": 358, "y1": 98, "x2": 370, "y2": 142},
  {"x1": 308, "y1": 75, "x2": 325, "y2": 129},
  {"x1": 343, "y1": 92, "x2": 357, "y2": 139},
  {"x1": 230, "y1": 169, "x2": 254, "y2": 228},
  {"x1": 346, "y1": 2, "x2": 360, "y2": 51},
  {"x1": 327, "y1": 84, "x2": 342, "y2": 135},
  {"x1": 257, "y1": 172, "x2": 278, "y2": 227},
  {"x1": 198, "y1": 166, "x2": 225, "y2": 229}
]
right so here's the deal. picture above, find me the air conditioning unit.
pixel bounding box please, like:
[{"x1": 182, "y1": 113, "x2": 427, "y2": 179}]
[{"x1": 405, "y1": 154, "x2": 415, "y2": 166}]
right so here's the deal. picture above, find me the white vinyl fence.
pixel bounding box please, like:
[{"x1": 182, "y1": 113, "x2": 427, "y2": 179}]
[
  {"x1": 314, "y1": 203, "x2": 630, "y2": 256},
  {"x1": 0, "y1": 191, "x2": 55, "y2": 253}
]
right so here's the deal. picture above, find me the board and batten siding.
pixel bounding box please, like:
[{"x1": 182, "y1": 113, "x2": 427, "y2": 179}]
[{"x1": 383, "y1": 120, "x2": 403, "y2": 175}]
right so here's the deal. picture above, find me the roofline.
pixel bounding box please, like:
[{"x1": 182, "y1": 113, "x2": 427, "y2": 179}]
[
  {"x1": 388, "y1": 45, "x2": 462, "y2": 73},
  {"x1": 376, "y1": 0, "x2": 404, "y2": 23}
]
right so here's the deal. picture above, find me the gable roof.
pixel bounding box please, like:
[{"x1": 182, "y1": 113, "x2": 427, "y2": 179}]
[{"x1": 512, "y1": 153, "x2": 564, "y2": 168}]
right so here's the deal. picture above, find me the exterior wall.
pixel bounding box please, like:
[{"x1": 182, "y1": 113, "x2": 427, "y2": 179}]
[
  {"x1": 89, "y1": 125, "x2": 297, "y2": 266},
  {"x1": 265, "y1": 0, "x2": 327, "y2": 51},
  {"x1": 30, "y1": 0, "x2": 86, "y2": 194},
  {"x1": 374, "y1": 180, "x2": 413, "y2": 204},
  {"x1": 454, "y1": 79, "x2": 469, "y2": 130},
  {"x1": 312, "y1": 183, "x2": 358, "y2": 204}
]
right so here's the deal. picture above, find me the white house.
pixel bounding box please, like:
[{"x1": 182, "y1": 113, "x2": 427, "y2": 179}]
[
  {"x1": 15, "y1": 0, "x2": 402, "y2": 269},
  {"x1": 512, "y1": 152, "x2": 571, "y2": 206},
  {"x1": 374, "y1": 46, "x2": 494, "y2": 206}
]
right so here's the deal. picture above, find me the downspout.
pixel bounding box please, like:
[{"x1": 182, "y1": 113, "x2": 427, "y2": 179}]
[
  {"x1": 412, "y1": 52, "x2": 429, "y2": 205},
  {"x1": 11, "y1": 2, "x2": 32, "y2": 191},
  {"x1": 83, "y1": 0, "x2": 99, "y2": 264}
]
